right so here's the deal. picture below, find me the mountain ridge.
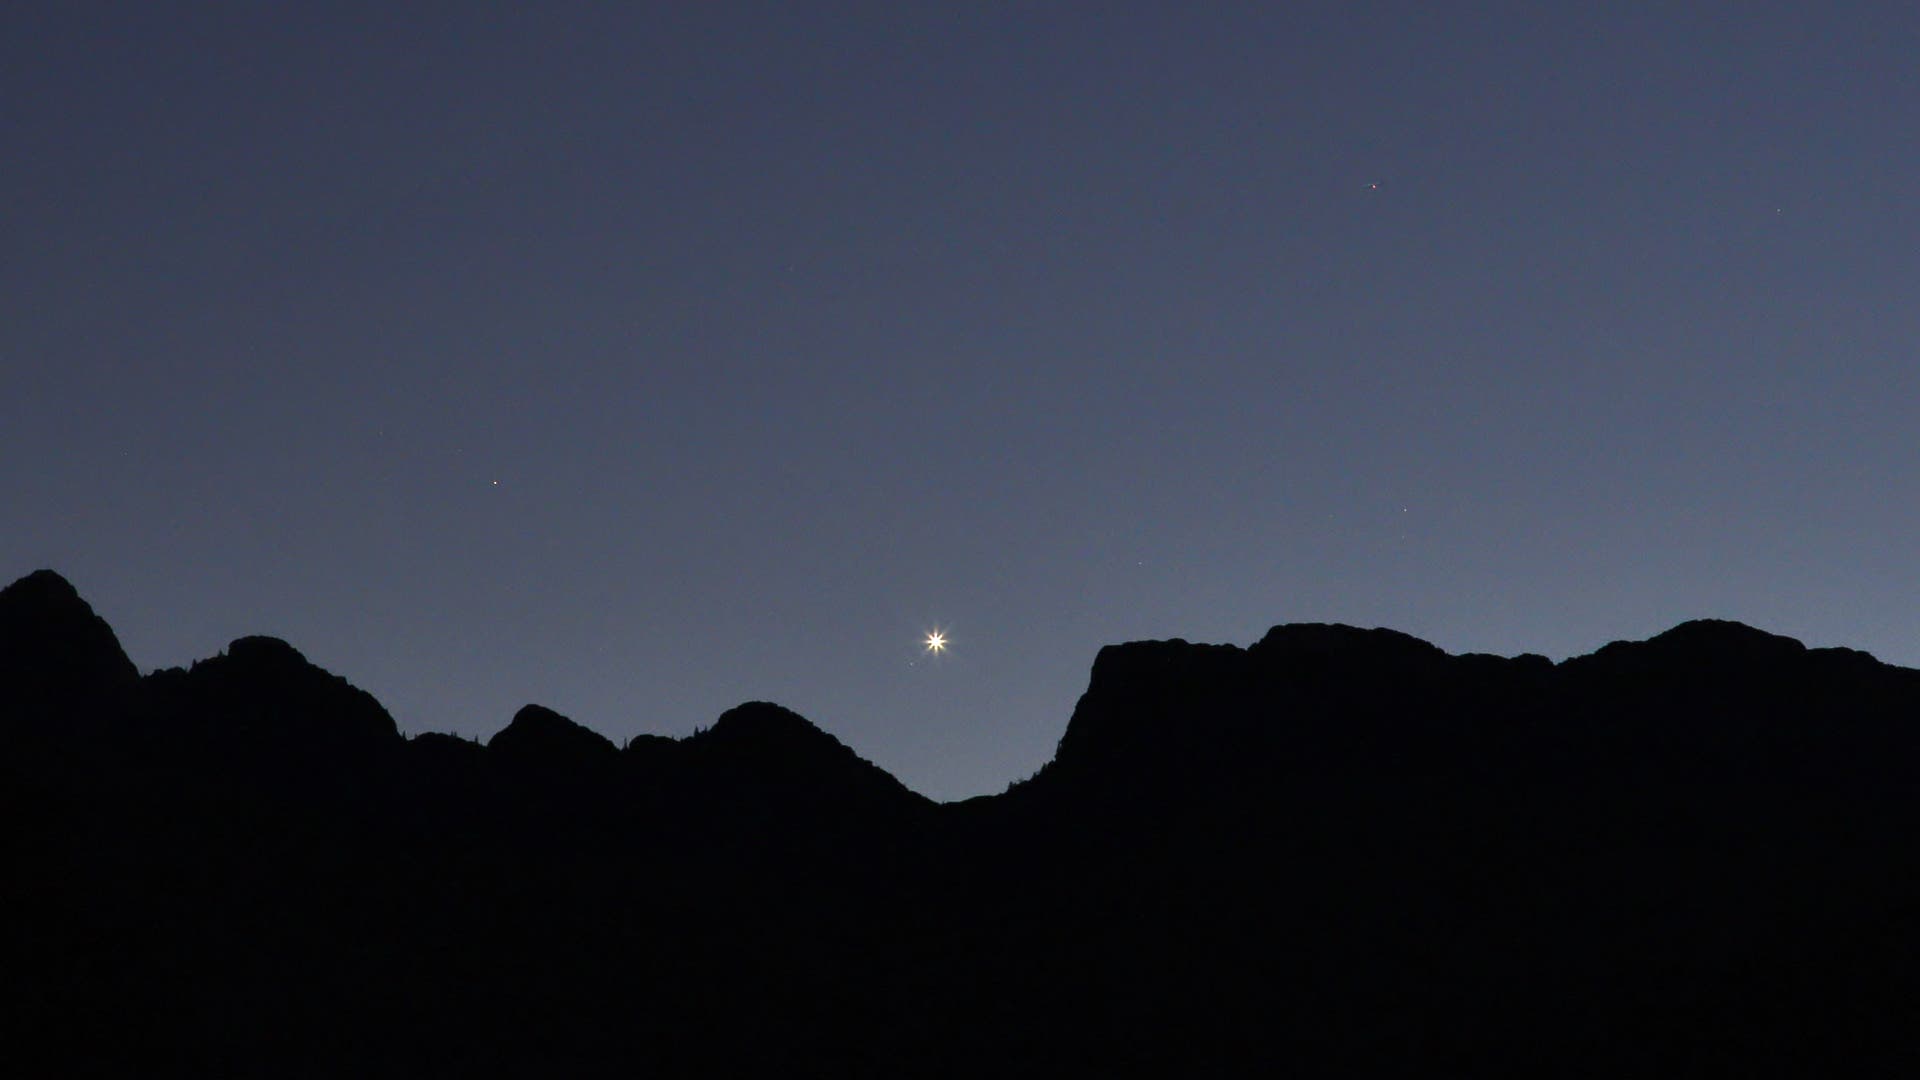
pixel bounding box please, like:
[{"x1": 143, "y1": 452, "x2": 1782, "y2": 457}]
[
  {"x1": 4, "y1": 569, "x2": 1912, "y2": 803},
  {"x1": 9, "y1": 567, "x2": 1920, "y2": 1073}
]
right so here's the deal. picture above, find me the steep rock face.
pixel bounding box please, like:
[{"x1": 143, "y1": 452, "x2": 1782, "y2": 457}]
[
  {"x1": 0, "y1": 570, "x2": 138, "y2": 720},
  {"x1": 1033, "y1": 619, "x2": 1920, "y2": 845},
  {"x1": 1025, "y1": 618, "x2": 1920, "y2": 823},
  {"x1": 1046, "y1": 640, "x2": 1252, "y2": 786},
  {"x1": 1041, "y1": 626, "x2": 1486, "y2": 800}
]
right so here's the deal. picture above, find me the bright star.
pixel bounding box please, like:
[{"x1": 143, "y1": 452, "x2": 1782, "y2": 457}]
[{"x1": 925, "y1": 631, "x2": 947, "y2": 654}]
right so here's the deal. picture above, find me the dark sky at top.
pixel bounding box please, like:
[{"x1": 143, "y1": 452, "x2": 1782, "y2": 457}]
[{"x1": 5, "y1": 3, "x2": 1916, "y2": 799}]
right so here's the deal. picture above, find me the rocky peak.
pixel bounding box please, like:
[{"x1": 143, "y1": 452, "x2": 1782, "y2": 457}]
[
  {"x1": 688, "y1": 701, "x2": 926, "y2": 807},
  {"x1": 221, "y1": 635, "x2": 313, "y2": 670},
  {"x1": 1249, "y1": 622, "x2": 1450, "y2": 672},
  {"x1": 1566, "y1": 619, "x2": 1810, "y2": 679},
  {"x1": 0, "y1": 569, "x2": 139, "y2": 712},
  {"x1": 1643, "y1": 619, "x2": 1807, "y2": 662},
  {"x1": 487, "y1": 703, "x2": 616, "y2": 763},
  {"x1": 154, "y1": 634, "x2": 398, "y2": 750}
]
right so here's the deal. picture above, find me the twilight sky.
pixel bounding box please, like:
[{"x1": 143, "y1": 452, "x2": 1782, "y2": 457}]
[{"x1": 5, "y1": 3, "x2": 1917, "y2": 799}]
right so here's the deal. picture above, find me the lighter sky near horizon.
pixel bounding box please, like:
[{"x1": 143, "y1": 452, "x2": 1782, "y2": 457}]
[{"x1": 5, "y1": 3, "x2": 1917, "y2": 800}]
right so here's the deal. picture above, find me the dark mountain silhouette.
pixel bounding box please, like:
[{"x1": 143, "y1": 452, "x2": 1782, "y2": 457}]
[
  {"x1": 681, "y1": 701, "x2": 929, "y2": 812},
  {"x1": 0, "y1": 568, "x2": 137, "y2": 724},
  {"x1": 143, "y1": 634, "x2": 398, "y2": 753},
  {"x1": 488, "y1": 702, "x2": 617, "y2": 762},
  {"x1": 6, "y1": 568, "x2": 1920, "y2": 1075}
]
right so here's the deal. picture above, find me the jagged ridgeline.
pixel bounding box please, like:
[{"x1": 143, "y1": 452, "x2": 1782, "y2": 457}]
[{"x1": 6, "y1": 569, "x2": 1920, "y2": 1075}]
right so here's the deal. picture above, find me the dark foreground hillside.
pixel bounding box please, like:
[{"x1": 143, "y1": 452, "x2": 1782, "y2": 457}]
[{"x1": 5, "y1": 568, "x2": 1920, "y2": 1075}]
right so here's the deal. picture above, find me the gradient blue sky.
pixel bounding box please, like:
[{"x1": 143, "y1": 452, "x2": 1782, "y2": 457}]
[{"x1": 6, "y1": 3, "x2": 1916, "y2": 799}]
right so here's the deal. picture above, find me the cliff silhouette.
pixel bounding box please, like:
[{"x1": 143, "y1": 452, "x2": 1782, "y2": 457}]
[{"x1": 5, "y1": 568, "x2": 1920, "y2": 1075}]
